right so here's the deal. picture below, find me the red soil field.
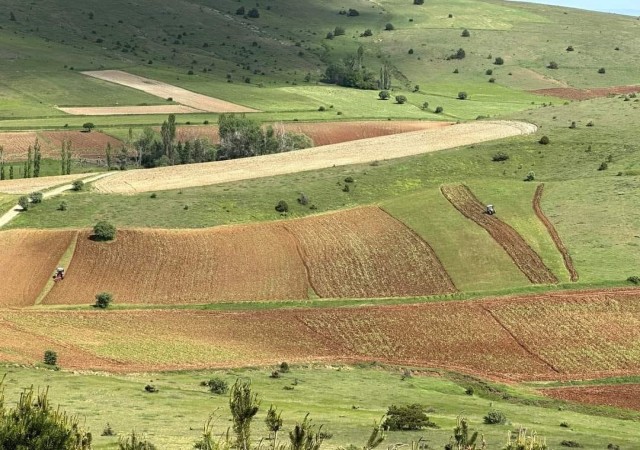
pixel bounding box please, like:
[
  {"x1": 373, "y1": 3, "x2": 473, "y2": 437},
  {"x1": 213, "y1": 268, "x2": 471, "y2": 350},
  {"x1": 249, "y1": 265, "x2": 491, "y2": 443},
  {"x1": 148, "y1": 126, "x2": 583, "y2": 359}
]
[
  {"x1": 0, "y1": 130, "x2": 123, "y2": 161},
  {"x1": 533, "y1": 184, "x2": 578, "y2": 281},
  {"x1": 0, "y1": 229, "x2": 76, "y2": 307},
  {"x1": 531, "y1": 85, "x2": 640, "y2": 101},
  {"x1": 284, "y1": 207, "x2": 456, "y2": 298},
  {"x1": 541, "y1": 384, "x2": 640, "y2": 411},
  {"x1": 173, "y1": 121, "x2": 450, "y2": 147},
  {"x1": 43, "y1": 226, "x2": 308, "y2": 305},
  {"x1": 441, "y1": 184, "x2": 558, "y2": 285}
]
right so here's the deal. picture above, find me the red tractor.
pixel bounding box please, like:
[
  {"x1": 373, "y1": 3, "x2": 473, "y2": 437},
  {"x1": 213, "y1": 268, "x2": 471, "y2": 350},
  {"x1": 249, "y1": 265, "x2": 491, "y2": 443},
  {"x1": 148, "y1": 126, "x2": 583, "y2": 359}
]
[{"x1": 52, "y1": 267, "x2": 65, "y2": 282}]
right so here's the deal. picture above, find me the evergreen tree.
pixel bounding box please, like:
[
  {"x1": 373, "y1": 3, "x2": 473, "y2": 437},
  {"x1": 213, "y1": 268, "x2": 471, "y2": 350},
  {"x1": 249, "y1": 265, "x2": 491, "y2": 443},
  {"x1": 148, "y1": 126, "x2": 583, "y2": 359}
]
[
  {"x1": 33, "y1": 138, "x2": 42, "y2": 177},
  {"x1": 105, "y1": 142, "x2": 112, "y2": 170}
]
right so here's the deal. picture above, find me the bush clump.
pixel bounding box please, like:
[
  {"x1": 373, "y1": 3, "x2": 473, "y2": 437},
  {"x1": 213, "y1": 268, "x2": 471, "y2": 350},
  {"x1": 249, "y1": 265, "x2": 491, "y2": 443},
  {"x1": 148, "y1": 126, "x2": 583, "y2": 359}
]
[
  {"x1": 627, "y1": 276, "x2": 640, "y2": 285},
  {"x1": 94, "y1": 292, "x2": 113, "y2": 309},
  {"x1": 204, "y1": 377, "x2": 229, "y2": 394},
  {"x1": 43, "y1": 350, "x2": 58, "y2": 366},
  {"x1": 494, "y1": 57, "x2": 504, "y2": 65},
  {"x1": 275, "y1": 200, "x2": 289, "y2": 213},
  {"x1": 492, "y1": 152, "x2": 509, "y2": 162},
  {"x1": 93, "y1": 220, "x2": 116, "y2": 241},
  {"x1": 457, "y1": 91, "x2": 468, "y2": 100},
  {"x1": 395, "y1": 95, "x2": 407, "y2": 104},
  {"x1": 383, "y1": 404, "x2": 438, "y2": 431},
  {"x1": 378, "y1": 90, "x2": 390, "y2": 100},
  {"x1": 524, "y1": 171, "x2": 535, "y2": 182},
  {"x1": 548, "y1": 61, "x2": 559, "y2": 69},
  {"x1": 483, "y1": 410, "x2": 507, "y2": 425},
  {"x1": 539, "y1": 135, "x2": 550, "y2": 145},
  {"x1": 18, "y1": 196, "x2": 30, "y2": 211},
  {"x1": 72, "y1": 180, "x2": 84, "y2": 191},
  {"x1": 560, "y1": 441, "x2": 582, "y2": 448},
  {"x1": 598, "y1": 161, "x2": 608, "y2": 171},
  {"x1": 279, "y1": 362, "x2": 290, "y2": 373},
  {"x1": 29, "y1": 192, "x2": 43, "y2": 204},
  {"x1": 461, "y1": 29, "x2": 470, "y2": 37},
  {"x1": 434, "y1": 106, "x2": 444, "y2": 114}
]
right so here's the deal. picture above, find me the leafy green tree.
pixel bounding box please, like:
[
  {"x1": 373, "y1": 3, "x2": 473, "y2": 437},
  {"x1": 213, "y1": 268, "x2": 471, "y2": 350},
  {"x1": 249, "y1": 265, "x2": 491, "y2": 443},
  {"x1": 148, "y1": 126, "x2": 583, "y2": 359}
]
[
  {"x1": 82, "y1": 122, "x2": 95, "y2": 132},
  {"x1": 44, "y1": 350, "x2": 58, "y2": 366},
  {"x1": 18, "y1": 196, "x2": 29, "y2": 211},
  {"x1": 105, "y1": 142, "x2": 112, "y2": 170},
  {"x1": 94, "y1": 292, "x2": 113, "y2": 309},
  {"x1": 382, "y1": 404, "x2": 437, "y2": 431},
  {"x1": 395, "y1": 95, "x2": 407, "y2": 104},
  {"x1": 33, "y1": 138, "x2": 42, "y2": 177},
  {"x1": 93, "y1": 220, "x2": 116, "y2": 241},
  {"x1": 378, "y1": 90, "x2": 390, "y2": 100},
  {"x1": 160, "y1": 114, "x2": 176, "y2": 163},
  {"x1": 229, "y1": 379, "x2": 260, "y2": 450},
  {"x1": 0, "y1": 378, "x2": 92, "y2": 449},
  {"x1": 461, "y1": 29, "x2": 470, "y2": 37},
  {"x1": 385, "y1": 23, "x2": 395, "y2": 31}
]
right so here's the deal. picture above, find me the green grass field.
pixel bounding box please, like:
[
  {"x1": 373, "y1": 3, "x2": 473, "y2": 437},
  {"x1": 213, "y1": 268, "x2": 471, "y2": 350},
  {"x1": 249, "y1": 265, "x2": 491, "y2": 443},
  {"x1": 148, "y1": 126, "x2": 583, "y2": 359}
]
[{"x1": 2, "y1": 364, "x2": 640, "y2": 449}]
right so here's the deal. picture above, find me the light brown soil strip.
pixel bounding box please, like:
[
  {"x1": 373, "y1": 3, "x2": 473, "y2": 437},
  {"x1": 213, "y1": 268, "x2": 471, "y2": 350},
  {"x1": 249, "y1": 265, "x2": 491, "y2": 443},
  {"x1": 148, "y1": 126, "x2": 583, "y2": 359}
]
[
  {"x1": 531, "y1": 85, "x2": 640, "y2": 101},
  {"x1": 533, "y1": 184, "x2": 579, "y2": 282},
  {"x1": 57, "y1": 105, "x2": 203, "y2": 116},
  {"x1": 441, "y1": 184, "x2": 558, "y2": 285}
]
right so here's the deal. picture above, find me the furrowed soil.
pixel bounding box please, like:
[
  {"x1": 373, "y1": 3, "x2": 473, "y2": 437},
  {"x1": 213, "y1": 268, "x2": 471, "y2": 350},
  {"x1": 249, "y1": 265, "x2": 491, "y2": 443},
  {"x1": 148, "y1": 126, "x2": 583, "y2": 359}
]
[
  {"x1": 533, "y1": 184, "x2": 578, "y2": 281},
  {"x1": 541, "y1": 384, "x2": 640, "y2": 411},
  {"x1": 441, "y1": 184, "x2": 558, "y2": 284},
  {"x1": 3, "y1": 288, "x2": 640, "y2": 379},
  {"x1": 284, "y1": 207, "x2": 456, "y2": 298},
  {"x1": 43, "y1": 226, "x2": 309, "y2": 305},
  {"x1": 93, "y1": 121, "x2": 537, "y2": 194},
  {"x1": 0, "y1": 229, "x2": 76, "y2": 307},
  {"x1": 531, "y1": 85, "x2": 640, "y2": 100}
]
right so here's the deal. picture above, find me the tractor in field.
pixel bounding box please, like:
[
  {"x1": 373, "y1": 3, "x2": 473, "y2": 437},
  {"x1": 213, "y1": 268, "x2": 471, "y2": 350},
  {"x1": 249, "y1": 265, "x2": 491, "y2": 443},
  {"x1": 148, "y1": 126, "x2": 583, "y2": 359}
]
[
  {"x1": 486, "y1": 204, "x2": 496, "y2": 215},
  {"x1": 52, "y1": 267, "x2": 65, "y2": 282}
]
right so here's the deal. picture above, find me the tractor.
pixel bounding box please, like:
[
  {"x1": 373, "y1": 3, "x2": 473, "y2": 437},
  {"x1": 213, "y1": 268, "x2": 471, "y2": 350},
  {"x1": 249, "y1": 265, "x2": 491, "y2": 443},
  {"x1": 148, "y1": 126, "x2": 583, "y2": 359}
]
[
  {"x1": 52, "y1": 267, "x2": 65, "y2": 282},
  {"x1": 486, "y1": 204, "x2": 496, "y2": 215}
]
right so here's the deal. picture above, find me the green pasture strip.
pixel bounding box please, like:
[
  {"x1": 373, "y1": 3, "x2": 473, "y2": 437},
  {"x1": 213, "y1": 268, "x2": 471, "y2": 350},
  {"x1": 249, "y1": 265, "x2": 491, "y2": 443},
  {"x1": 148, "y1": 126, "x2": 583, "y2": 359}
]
[
  {"x1": 1, "y1": 364, "x2": 640, "y2": 449},
  {"x1": 467, "y1": 179, "x2": 570, "y2": 283},
  {"x1": 381, "y1": 187, "x2": 529, "y2": 291},
  {"x1": 34, "y1": 232, "x2": 79, "y2": 305},
  {"x1": 0, "y1": 194, "x2": 18, "y2": 212}
]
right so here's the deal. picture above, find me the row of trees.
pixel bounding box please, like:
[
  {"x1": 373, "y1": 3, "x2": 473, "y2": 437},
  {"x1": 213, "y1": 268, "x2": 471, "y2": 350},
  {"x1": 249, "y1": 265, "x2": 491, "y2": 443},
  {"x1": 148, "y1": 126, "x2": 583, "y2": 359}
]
[
  {"x1": 0, "y1": 139, "x2": 74, "y2": 180},
  {"x1": 323, "y1": 46, "x2": 392, "y2": 90}
]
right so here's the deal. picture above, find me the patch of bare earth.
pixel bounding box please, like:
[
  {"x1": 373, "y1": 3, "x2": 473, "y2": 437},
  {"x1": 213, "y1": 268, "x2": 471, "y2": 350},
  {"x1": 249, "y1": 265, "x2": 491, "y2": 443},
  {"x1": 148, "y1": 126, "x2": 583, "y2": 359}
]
[
  {"x1": 57, "y1": 105, "x2": 203, "y2": 116},
  {"x1": 0, "y1": 172, "x2": 98, "y2": 195},
  {"x1": 78, "y1": 70, "x2": 258, "y2": 113},
  {"x1": 94, "y1": 120, "x2": 537, "y2": 194},
  {"x1": 531, "y1": 85, "x2": 640, "y2": 100},
  {"x1": 541, "y1": 384, "x2": 640, "y2": 411}
]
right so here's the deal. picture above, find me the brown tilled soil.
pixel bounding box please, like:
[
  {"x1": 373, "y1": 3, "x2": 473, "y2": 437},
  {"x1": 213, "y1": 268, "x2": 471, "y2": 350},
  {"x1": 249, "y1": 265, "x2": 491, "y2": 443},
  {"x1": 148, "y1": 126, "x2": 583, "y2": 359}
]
[
  {"x1": 94, "y1": 121, "x2": 537, "y2": 194},
  {"x1": 0, "y1": 229, "x2": 76, "y2": 307},
  {"x1": 0, "y1": 172, "x2": 99, "y2": 194},
  {"x1": 284, "y1": 207, "x2": 456, "y2": 298},
  {"x1": 2, "y1": 287, "x2": 640, "y2": 379},
  {"x1": 531, "y1": 85, "x2": 640, "y2": 100},
  {"x1": 541, "y1": 384, "x2": 640, "y2": 411},
  {"x1": 533, "y1": 184, "x2": 578, "y2": 281},
  {"x1": 441, "y1": 184, "x2": 558, "y2": 285}
]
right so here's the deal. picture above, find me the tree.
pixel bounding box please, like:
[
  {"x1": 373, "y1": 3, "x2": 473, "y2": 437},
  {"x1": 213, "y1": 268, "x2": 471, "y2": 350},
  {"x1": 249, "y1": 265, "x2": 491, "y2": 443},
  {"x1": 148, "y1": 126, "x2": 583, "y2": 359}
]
[
  {"x1": 598, "y1": 67, "x2": 606, "y2": 74},
  {"x1": 461, "y1": 29, "x2": 470, "y2": 37},
  {"x1": 379, "y1": 65, "x2": 391, "y2": 90},
  {"x1": 33, "y1": 138, "x2": 42, "y2": 177},
  {"x1": 93, "y1": 220, "x2": 116, "y2": 241},
  {"x1": 247, "y1": 8, "x2": 260, "y2": 18},
  {"x1": 229, "y1": 379, "x2": 260, "y2": 450},
  {"x1": 9, "y1": 165, "x2": 13, "y2": 179},
  {"x1": 0, "y1": 380, "x2": 92, "y2": 449},
  {"x1": 378, "y1": 90, "x2": 390, "y2": 100},
  {"x1": 547, "y1": 61, "x2": 558, "y2": 69},
  {"x1": 236, "y1": 6, "x2": 245, "y2": 15},
  {"x1": 494, "y1": 56, "x2": 504, "y2": 65},
  {"x1": 29, "y1": 192, "x2": 43, "y2": 204},
  {"x1": 382, "y1": 404, "x2": 437, "y2": 431},
  {"x1": 82, "y1": 122, "x2": 95, "y2": 132},
  {"x1": 265, "y1": 405, "x2": 283, "y2": 446},
  {"x1": 44, "y1": 350, "x2": 58, "y2": 366},
  {"x1": 160, "y1": 114, "x2": 176, "y2": 163},
  {"x1": 395, "y1": 95, "x2": 407, "y2": 104},
  {"x1": 385, "y1": 23, "x2": 395, "y2": 31},
  {"x1": 117, "y1": 146, "x2": 128, "y2": 170},
  {"x1": 18, "y1": 196, "x2": 29, "y2": 211},
  {"x1": 94, "y1": 292, "x2": 113, "y2": 309},
  {"x1": 26, "y1": 145, "x2": 33, "y2": 178},
  {"x1": 457, "y1": 91, "x2": 468, "y2": 100},
  {"x1": 362, "y1": 29, "x2": 373, "y2": 37}
]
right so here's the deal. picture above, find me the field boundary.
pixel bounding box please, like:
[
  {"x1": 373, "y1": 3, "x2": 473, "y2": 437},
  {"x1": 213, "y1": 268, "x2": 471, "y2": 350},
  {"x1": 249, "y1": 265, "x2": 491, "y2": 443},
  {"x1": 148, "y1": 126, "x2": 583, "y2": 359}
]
[
  {"x1": 34, "y1": 232, "x2": 79, "y2": 305},
  {"x1": 441, "y1": 184, "x2": 558, "y2": 285},
  {"x1": 533, "y1": 184, "x2": 579, "y2": 282}
]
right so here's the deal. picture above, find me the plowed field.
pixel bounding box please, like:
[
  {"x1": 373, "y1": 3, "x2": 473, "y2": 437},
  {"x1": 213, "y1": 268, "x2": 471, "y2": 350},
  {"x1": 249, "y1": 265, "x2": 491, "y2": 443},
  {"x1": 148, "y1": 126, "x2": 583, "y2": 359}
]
[
  {"x1": 173, "y1": 121, "x2": 451, "y2": 147},
  {"x1": 94, "y1": 121, "x2": 537, "y2": 194},
  {"x1": 441, "y1": 184, "x2": 557, "y2": 284},
  {"x1": 43, "y1": 226, "x2": 308, "y2": 305},
  {"x1": 531, "y1": 85, "x2": 640, "y2": 100},
  {"x1": 533, "y1": 184, "x2": 578, "y2": 281},
  {"x1": 0, "y1": 229, "x2": 76, "y2": 307},
  {"x1": 3, "y1": 288, "x2": 640, "y2": 378},
  {"x1": 542, "y1": 384, "x2": 640, "y2": 411},
  {"x1": 284, "y1": 207, "x2": 456, "y2": 298},
  {"x1": 0, "y1": 131, "x2": 122, "y2": 161}
]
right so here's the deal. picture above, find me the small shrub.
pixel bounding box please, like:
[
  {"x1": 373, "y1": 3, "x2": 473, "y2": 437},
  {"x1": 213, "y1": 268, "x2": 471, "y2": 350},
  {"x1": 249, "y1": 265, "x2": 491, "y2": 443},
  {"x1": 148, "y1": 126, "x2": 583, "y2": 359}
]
[
  {"x1": 548, "y1": 61, "x2": 559, "y2": 69},
  {"x1": 413, "y1": 0, "x2": 424, "y2": 4},
  {"x1": 408, "y1": 48, "x2": 414, "y2": 54},
  {"x1": 29, "y1": 192, "x2": 43, "y2": 204},
  {"x1": 421, "y1": 102, "x2": 429, "y2": 110},
  {"x1": 342, "y1": 184, "x2": 350, "y2": 192},
  {"x1": 457, "y1": 91, "x2": 468, "y2": 100},
  {"x1": 347, "y1": 8, "x2": 359, "y2": 16},
  {"x1": 435, "y1": 106, "x2": 444, "y2": 113},
  {"x1": 102, "y1": 423, "x2": 116, "y2": 436},
  {"x1": 283, "y1": 385, "x2": 294, "y2": 391},
  {"x1": 270, "y1": 370, "x2": 281, "y2": 379},
  {"x1": 483, "y1": 410, "x2": 507, "y2": 425},
  {"x1": 18, "y1": 196, "x2": 29, "y2": 211},
  {"x1": 275, "y1": 200, "x2": 289, "y2": 213},
  {"x1": 318, "y1": 106, "x2": 326, "y2": 111},
  {"x1": 494, "y1": 56, "x2": 504, "y2": 65},
  {"x1": 150, "y1": 193, "x2": 157, "y2": 199},
  {"x1": 489, "y1": 77, "x2": 496, "y2": 83},
  {"x1": 344, "y1": 176, "x2": 354, "y2": 183},
  {"x1": 93, "y1": 220, "x2": 116, "y2": 241},
  {"x1": 44, "y1": 350, "x2": 58, "y2": 366},
  {"x1": 205, "y1": 377, "x2": 229, "y2": 394},
  {"x1": 461, "y1": 29, "x2": 470, "y2": 37},
  {"x1": 627, "y1": 276, "x2": 640, "y2": 285},
  {"x1": 297, "y1": 192, "x2": 309, "y2": 206},
  {"x1": 524, "y1": 171, "x2": 535, "y2": 182},
  {"x1": 598, "y1": 161, "x2": 608, "y2": 171},
  {"x1": 569, "y1": 121, "x2": 577, "y2": 129},
  {"x1": 566, "y1": 45, "x2": 574, "y2": 51},
  {"x1": 485, "y1": 69, "x2": 493, "y2": 75},
  {"x1": 333, "y1": 26, "x2": 345, "y2": 36},
  {"x1": 560, "y1": 422, "x2": 570, "y2": 428},
  {"x1": 203, "y1": 120, "x2": 209, "y2": 125},
  {"x1": 94, "y1": 292, "x2": 113, "y2": 309},
  {"x1": 378, "y1": 90, "x2": 390, "y2": 100},
  {"x1": 492, "y1": 152, "x2": 509, "y2": 162},
  {"x1": 119, "y1": 431, "x2": 157, "y2": 450},
  {"x1": 598, "y1": 67, "x2": 606, "y2": 74},
  {"x1": 58, "y1": 201, "x2": 68, "y2": 211},
  {"x1": 72, "y1": 179, "x2": 84, "y2": 191},
  {"x1": 385, "y1": 23, "x2": 395, "y2": 31},
  {"x1": 279, "y1": 362, "x2": 290, "y2": 373},
  {"x1": 362, "y1": 29, "x2": 372, "y2": 37},
  {"x1": 144, "y1": 384, "x2": 158, "y2": 393},
  {"x1": 453, "y1": 68, "x2": 459, "y2": 73},
  {"x1": 586, "y1": 120, "x2": 594, "y2": 127},
  {"x1": 395, "y1": 95, "x2": 407, "y2": 104},
  {"x1": 607, "y1": 444, "x2": 620, "y2": 450},
  {"x1": 465, "y1": 387, "x2": 474, "y2": 396},
  {"x1": 560, "y1": 441, "x2": 582, "y2": 448},
  {"x1": 539, "y1": 135, "x2": 550, "y2": 145}
]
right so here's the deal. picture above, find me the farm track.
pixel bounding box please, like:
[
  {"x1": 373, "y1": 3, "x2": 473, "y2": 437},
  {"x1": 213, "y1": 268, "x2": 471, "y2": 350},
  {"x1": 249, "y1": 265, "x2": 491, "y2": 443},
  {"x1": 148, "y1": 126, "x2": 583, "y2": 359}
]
[
  {"x1": 93, "y1": 121, "x2": 537, "y2": 194},
  {"x1": 533, "y1": 183, "x2": 579, "y2": 282},
  {"x1": 441, "y1": 184, "x2": 558, "y2": 285},
  {"x1": 2, "y1": 287, "x2": 640, "y2": 380}
]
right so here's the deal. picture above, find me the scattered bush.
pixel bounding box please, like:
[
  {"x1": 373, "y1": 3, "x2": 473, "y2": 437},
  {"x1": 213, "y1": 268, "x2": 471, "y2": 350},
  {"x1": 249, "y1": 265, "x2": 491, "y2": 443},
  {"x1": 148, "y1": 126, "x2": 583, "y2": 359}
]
[
  {"x1": 465, "y1": 387, "x2": 474, "y2": 396},
  {"x1": 144, "y1": 385, "x2": 158, "y2": 393},
  {"x1": 408, "y1": 48, "x2": 414, "y2": 54},
  {"x1": 247, "y1": 8, "x2": 260, "y2": 18},
  {"x1": 297, "y1": 192, "x2": 309, "y2": 206},
  {"x1": 492, "y1": 152, "x2": 509, "y2": 162},
  {"x1": 279, "y1": 362, "x2": 290, "y2": 373},
  {"x1": 457, "y1": 91, "x2": 468, "y2": 100},
  {"x1": 560, "y1": 441, "x2": 582, "y2": 448},
  {"x1": 483, "y1": 410, "x2": 507, "y2": 425},
  {"x1": 236, "y1": 6, "x2": 245, "y2": 15},
  {"x1": 58, "y1": 201, "x2": 68, "y2": 211},
  {"x1": 395, "y1": 95, "x2": 407, "y2": 104},
  {"x1": 494, "y1": 56, "x2": 504, "y2": 65},
  {"x1": 347, "y1": 8, "x2": 359, "y2": 16},
  {"x1": 607, "y1": 444, "x2": 620, "y2": 450},
  {"x1": 598, "y1": 161, "x2": 608, "y2": 171},
  {"x1": 94, "y1": 292, "x2": 113, "y2": 309},
  {"x1": 586, "y1": 120, "x2": 594, "y2": 127},
  {"x1": 548, "y1": 61, "x2": 559, "y2": 69},
  {"x1": 72, "y1": 180, "x2": 84, "y2": 191},
  {"x1": 485, "y1": 69, "x2": 493, "y2": 75},
  {"x1": 29, "y1": 192, "x2": 43, "y2": 204},
  {"x1": 362, "y1": 29, "x2": 372, "y2": 37},
  {"x1": 453, "y1": 68, "x2": 459, "y2": 73},
  {"x1": 413, "y1": 0, "x2": 424, "y2": 4},
  {"x1": 434, "y1": 106, "x2": 444, "y2": 113},
  {"x1": 18, "y1": 196, "x2": 30, "y2": 211},
  {"x1": 275, "y1": 200, "x2": 289, "y2": 213},
  {"x1": 204, "y1": 377, "x2": 229, "y2": 394},
  {"x1": 627, "y1": 276, "x2": 640, "y2": 285},
  {"x1": 43, "y1": 350, "x2": 57, "y2": 366},
  {"x1": 524, "y1": 171, "x2": 535, "y2": 182},
  {"x1": 598, "y1": 67, "x2": 606, "y2": 74},
  {"x1": 344, "y1": 176, "x2": 354, "y2": 183},
  {"x1": 333, "y1": 26, "x2": 345, "y2": 36},
  {"x1": 383, "y1": 404, "x2": 438, "y2": 431},
  {"x1": 539, "y1": 135, "x2": 550, "y2": 145},
  {"x1": 378, "y1": 90, "x2": 390, "y2": 100},
  {"x1": 119, "y1": 430, "x2": 157, "y2": 450},
  {"x1": 93, "y1": 220, "x2": 116, "y2": 241},
  {"x1": 489, "y1": 77, "x2": 496, "y2": 83},
  {"x1": 269, "y1": 371, "x2": 281, "y2": 379},
  {"x1": 461, "y1": 29, "x2": 470, "y2": 37},
  {"x1": 569, "y1": 121, "x2": 577, "y2": 129},
  {"x1": 385, "y1": 23, "x2": 395, "y2": 31},
  {"x1": 101, "y1": 423, "x2": 115, "y2": 436},
  {"x1": 318, "y1": 106, "x2": 326, "y2": 111},
  {"x1": 560, "y1": 422, "x2": 570, "y2": 428},
  {"x1": 447, "y1": 48, "x2": 466, "y2": 60},
  {"x1": 566, "y1": 45, "x2": 574, "y2": 51},
  {"x1": 150, "y1": 193, "x2": 157, "y2": 199},
  {"x1": 421, "y1": 102, "x2": 429, "y2": 110}
]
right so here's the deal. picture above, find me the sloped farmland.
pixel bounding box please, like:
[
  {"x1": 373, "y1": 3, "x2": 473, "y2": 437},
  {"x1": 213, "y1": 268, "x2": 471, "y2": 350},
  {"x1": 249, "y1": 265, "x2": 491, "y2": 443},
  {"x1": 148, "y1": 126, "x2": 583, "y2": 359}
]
[
  {"x1": 441, "y1": 184, "x2": 558, "y2": 284},
  {"x1": 43, "y1": 226, "x2": 308, "y2": 305},
  {"x1": 0, "y1": 229, "x2": 77, "y2": 307},
  {"x1": 542, "y1": 384, "x2": 640, "y2": 411},
  {"x1": 486, "y1": 289, "x2": 640, "y2": 378},
  {"x1": 284, "y1": 207, "x2": 456, "y2": 298}
]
